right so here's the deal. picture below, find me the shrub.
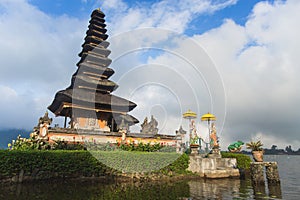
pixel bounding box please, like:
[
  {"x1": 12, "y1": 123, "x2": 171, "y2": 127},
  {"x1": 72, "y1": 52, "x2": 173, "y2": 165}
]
[
  {"x1": 160, "y1": 153, "x2": 190, "y2": 175},
  {"x1": 90, "y1": 151, "x2": 188, "y2": 174},
  {"x1": 119, "y1": 141, "x2": 166, "y2": 152},
  {"x1": 86, "y1": 141, "x2": 176, "y2": 152},
  {"x1": 246, "y1": 140, "x2": 264, "y2": 151},
  {"x1": 8, "y1": 133, "x2": 51, "y2": 150},
  {"x1": 52, "y1": 140, "x2": 86, "y2": 150},
  {"x1": 0, "y1": 150, "x2": 189, "y2": 180},
  {"x1": 221, "y1": 152, "x2": 251, "y2": 169},
  {"x1": 0, "y1": 150, "x2": 112, "y2": 179}
]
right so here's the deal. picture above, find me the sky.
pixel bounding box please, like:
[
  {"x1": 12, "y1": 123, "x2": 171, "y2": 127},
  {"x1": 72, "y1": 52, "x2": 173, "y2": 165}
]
[{"x1": 0, "y1": 0, "x2": 299, "y2": 150}]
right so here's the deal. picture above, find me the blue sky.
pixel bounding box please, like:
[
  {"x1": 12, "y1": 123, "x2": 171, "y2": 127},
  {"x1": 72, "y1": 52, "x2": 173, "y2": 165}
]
[
  {"x1": 0, "y1": 0, "x2": 299, "y2": 150},
  {"x1": 28, "y1": 0, "x2": 271, "y2": 35}
]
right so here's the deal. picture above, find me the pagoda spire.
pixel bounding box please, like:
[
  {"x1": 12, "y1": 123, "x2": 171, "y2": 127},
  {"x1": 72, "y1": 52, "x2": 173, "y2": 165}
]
[{"x1": 48, "y1": 9, "x2": 138, "y2": 131}]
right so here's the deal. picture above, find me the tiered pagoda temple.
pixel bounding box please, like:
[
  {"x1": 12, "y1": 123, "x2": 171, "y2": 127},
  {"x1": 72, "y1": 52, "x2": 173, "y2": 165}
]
[{"x1": 48, "y1": 9, "x2": 138, "y2": 132}]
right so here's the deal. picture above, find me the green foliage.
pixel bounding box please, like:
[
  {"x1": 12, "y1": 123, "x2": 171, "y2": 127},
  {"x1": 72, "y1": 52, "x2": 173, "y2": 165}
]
[
  {"x1": 51, "y1": 140, "x2": 86, "y2": 150},
  {"x1": 8, "y1": 133, "x2": 51, "y2": 150},
  {"x1": 119, "y1": 141, "x2": 166, "y2": 152},
  {"x1": 0, "y1": 150, "x2": 112, "y2": 179},
  {"x1": 246, "y1": 140, "x2": 263, "y2": 151},
  {"x1": 0, "y1": 178, "x2": 190, "y2": 200},
  {"x1": 0, "y1": 150, "x2": 190, "y2": 180},
  {"x1": 221, "y1": 152, "x2": 251, "y2": 169},
  {"x1": 160, "y1": 153, "x2": 190, "y2": 175},
  {"x1": 86, "y1": 141, "x2": 176, "y2": 152},
  {"x1": 91, "y1": 151, "x2": 188, "y2": 174},
  {"x1": 190, "y1": 136, "x2": 199, "y2": 145},
  {"x1": 8, "y1": 133, "x2": 87, "y2": 151},
  {"x1": 8, "y1": 133, "x2": 176, "y2": 153}
]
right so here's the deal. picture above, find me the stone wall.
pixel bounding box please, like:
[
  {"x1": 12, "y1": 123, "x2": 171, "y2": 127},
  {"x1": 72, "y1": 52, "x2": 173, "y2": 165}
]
[
  {"x1": 188, "y1": 155, "x2": 240, "y2": 178},
  {"x1": 47, "y1": 128, "x2": 178, "y2": 147}
]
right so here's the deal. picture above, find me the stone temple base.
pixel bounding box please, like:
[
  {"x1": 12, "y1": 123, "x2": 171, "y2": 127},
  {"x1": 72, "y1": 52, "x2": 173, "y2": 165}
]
[
  {"x1": 188, "y1": 155, "x2": 240, "y2": 178},
  {"x1": 208, "y1": 148, "x2": 222, "y2": 158}
]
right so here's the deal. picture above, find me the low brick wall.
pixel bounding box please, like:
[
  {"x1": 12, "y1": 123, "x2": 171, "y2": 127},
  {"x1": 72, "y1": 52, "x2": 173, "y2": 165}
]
[{"x1": 47, "y1": 128, "x2": 178, "y2": 147}]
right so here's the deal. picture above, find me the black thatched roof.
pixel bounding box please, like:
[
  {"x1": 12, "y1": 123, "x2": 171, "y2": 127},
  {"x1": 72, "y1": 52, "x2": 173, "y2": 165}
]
[
  {"x1": 113, "y1": 113, "x2": 139, "y2": 125},
  {"x1": 84, "y1": 34, "x2": 108, "y2": 43},
  {"x1": 77, "y1": 52, "x2": 112, "y2": 67},
  {"x1": 70, "y1": 74, "x2": 118, "y2": 93},
  {"x1": 91, "y1": 9, "x2": 105, "y2": 18},
  {"x1": 88, "y1": 24, "x2": 107, "y2": 34},
  {"x1": 79, "y1": 43, "x2": 111, "y2": 57},
  {"x1": 89, "y1": 18, "x2": 106, "y2": 28},
  {"x1": 48, "y1": 88, "x2": 137, "y2": 115},
  {"x1": 76, "y1": 63, "x2": 114, "y2": 78}
]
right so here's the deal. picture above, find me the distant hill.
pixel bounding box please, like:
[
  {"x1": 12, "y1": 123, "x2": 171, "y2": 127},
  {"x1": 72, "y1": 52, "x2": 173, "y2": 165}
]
[{"x1": 0, "y1": 129, "x2": 31, "y2": 149}]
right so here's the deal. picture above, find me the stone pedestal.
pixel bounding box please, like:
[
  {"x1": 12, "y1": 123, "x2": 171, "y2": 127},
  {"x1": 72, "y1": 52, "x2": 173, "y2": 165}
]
[
  {"x1": 265, "y1": 162, "x2": 281, "y2": 185},
  {"x1": 208, "y1": 147, "x2": 221, "y2": 158},
  {"x1": 250, "y1": 163, "x2": 265, "y2": 185},
  {"x1": 250, "y1": 162, "x2": 281, "y2": 198},
  {"x1": 190, "y1": 145, "x2": 199, "y2": 155},
  {"x1": 250, "y1": 162, "x2": 280, "y2": 185},
  {"x1": 188, "y1": 155, "x2": 240, "y2": 178}
]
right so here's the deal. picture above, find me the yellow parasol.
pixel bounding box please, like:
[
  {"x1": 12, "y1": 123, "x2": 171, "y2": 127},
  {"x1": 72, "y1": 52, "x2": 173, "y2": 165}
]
[
  {"x1": 201, "y1": 112, "x2": 216, "y2": 122},
  {"x1": 183, "y1": 109, "x2": 197, "y2": 119}
]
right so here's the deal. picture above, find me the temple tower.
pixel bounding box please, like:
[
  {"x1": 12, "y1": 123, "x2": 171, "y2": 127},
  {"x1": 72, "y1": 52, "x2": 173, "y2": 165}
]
[{"x1": 48, "y1": 9, "x2": 138, "y2": 132}]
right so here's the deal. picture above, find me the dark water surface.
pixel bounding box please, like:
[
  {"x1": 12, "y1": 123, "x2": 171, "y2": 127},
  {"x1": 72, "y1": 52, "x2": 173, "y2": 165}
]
[{"x1": 0, "y1": 155, "x2": 299, "y2": 200}]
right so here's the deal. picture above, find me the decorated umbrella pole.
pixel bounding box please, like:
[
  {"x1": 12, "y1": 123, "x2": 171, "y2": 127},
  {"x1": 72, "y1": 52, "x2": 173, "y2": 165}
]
[
  {"x1": 201, "y1": 112, "x2": 216, "y2": 147},
  {"x1": 183, "y1": 109, "x2": 197, "y2": 147}
]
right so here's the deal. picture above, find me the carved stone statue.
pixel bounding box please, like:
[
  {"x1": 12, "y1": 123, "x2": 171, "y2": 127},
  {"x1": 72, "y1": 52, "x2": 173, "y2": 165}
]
[
  {"x1": 176, "y1": 126, "x2": 187, "y2": 152},
  {"x1": 38, "y1": 111, "x2": 52, "y2": 126},
  {"x1": 141, "y1": 117, "x2": 148, "y2": 129},
  {"x1": 37, "y1": 111, "x2": 52, "y2": 139},
  {"x1": 210, "y1": 122, "x2": 219, "y2": 148},
  {"x1": 119, "y1": 119, "x2": 129, "y2": 141},
  {"x1": 176, "y1": 126, "x2": 186, "y2": 136},
  {"x1": 228, "y1": 141, "x2": 244, "y2": 152},
  {"x1": 140, "y1": 115, "x2": 158, "y2": 135}
]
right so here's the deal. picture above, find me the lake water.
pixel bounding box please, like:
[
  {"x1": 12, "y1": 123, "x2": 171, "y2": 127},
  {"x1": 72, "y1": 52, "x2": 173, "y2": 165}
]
[{"x1": 0, "y1": 155, "x2": 299, "y2": 200}]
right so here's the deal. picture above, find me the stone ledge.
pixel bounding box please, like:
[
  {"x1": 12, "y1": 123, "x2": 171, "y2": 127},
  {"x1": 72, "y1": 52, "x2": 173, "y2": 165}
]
[
  {"x1": 204, "y1": 168, "x2": 240, "y2": 178},
  {"x1": 251, "y1": 162, "x2": 277, "y2": 166}
]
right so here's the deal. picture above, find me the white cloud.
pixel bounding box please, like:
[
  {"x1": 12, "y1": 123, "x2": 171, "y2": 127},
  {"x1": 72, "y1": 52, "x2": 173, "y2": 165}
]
[
  {"x1": 98, "y1": 0, "x2": 237, "y2": 35},
  {"x1": 108, "y1": 0, "x2": 300, "y2": 150},
  {"x1": 108, "y1": 28, "x2": 226, "y2": 140},
  {"x1": 191, "y1": 0, "x2": 300, "y2": 149},
  {"x1": 0, "y1": 85, "x2": 46, "y2": 128},
  {"x1": 0, "y1": 0, "x2": 87, "y2": 129}
]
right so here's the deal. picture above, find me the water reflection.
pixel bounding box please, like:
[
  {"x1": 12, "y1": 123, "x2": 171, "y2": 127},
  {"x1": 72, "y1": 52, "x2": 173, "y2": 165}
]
[
  {"x1": 188, "y1": 179, "x2": 250, "y2": 199},
  {"x1": 268, "y1": 184, "x2": 282, "y2": 199},
  {"x1": 0, "y1": 180, "x2": 189, "y2": 200},
  {"x1": 0, "y1": 178, "x2": 282, "y2": 200}
]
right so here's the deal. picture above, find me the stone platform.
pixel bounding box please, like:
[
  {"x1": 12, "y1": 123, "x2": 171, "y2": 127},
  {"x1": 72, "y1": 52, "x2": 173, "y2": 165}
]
[{"x1": 188, "y1": 155, "x2": 240, "y2": 178}]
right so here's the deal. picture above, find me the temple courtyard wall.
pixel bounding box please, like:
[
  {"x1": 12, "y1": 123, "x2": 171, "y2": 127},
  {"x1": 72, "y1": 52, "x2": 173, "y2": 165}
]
[{"x1": 47, "y1": 128, "x2": 178, "y2": 146}]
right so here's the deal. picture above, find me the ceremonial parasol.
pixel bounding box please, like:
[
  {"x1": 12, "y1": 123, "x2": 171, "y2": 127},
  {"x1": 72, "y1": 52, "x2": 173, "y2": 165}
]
[{"x1": 201, "y1": 112, "x2": 216, "y2": 143}]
